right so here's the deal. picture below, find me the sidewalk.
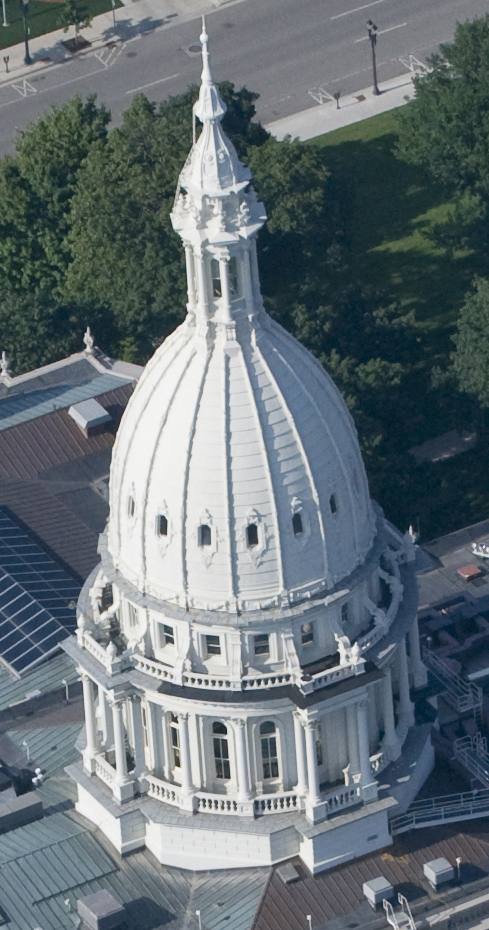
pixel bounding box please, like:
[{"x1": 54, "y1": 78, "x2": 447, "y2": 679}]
[
  {"x1": 265, "y1": 71, "x2": 416, "y2": 141},
  {"x1": 0, "y1": 0, "x2": 214, "y2": 85}
]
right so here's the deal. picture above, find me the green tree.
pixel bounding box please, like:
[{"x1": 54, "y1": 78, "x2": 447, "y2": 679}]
[
  {"x1": 396, "y1": 15, "x2": 489, "y2": 199},
  {"x1": 57, "y1": 0, "x2": 93, "y2": 46},
  {"x1": 452, "y1": 277, "x2": 489, "y2": 406}
]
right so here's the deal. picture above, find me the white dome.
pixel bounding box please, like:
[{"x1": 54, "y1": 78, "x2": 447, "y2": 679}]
[
  {"x1": 108, "y1": 310, "x2": 375, "y2": 610},
  {"x1": 106, "y1": 31, "x2": 376, "y2": 612}
]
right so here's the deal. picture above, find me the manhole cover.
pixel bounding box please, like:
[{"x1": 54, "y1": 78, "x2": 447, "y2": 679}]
[
  {"x1": 188, "y1": 44, "x2": 201, "y2": 53},
  {"x1": 126, "y1": 51, "x2": 137, "y2": 57},
  {"x1": 222, "y1": 22, "x2": 234, "y2": 27}
]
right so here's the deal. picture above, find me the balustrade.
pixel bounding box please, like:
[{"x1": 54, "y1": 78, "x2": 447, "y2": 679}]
[
  {"x1": 322, "y1": 783, "x2": 361, "y2": 813},
  {"x1": 254, "y1": 793, "x2": 299, "y2": 815},
  {"x1": 94, "y1": 754, "x2": 117, "y2": 787},
  {"x1": 146, "y1": 774, "x2": 184, "y2": 807}
]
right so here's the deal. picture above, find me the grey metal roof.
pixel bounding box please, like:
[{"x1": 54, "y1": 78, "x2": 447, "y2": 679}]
[
  {"x1": 6, "y1": 724, "x2": 83, "y2": 776},
  {"x1": 0, "y1": 653, "x2": 79, "y2": 712},
  {"x1": 0, "y1": 374, "x2": 132, "y2": 432}
]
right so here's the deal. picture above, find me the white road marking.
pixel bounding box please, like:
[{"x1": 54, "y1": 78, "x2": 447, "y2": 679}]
[
  {"x1": 331, "y1": 0, "x2": 385, "y2": 21},
  {"x1": 126, "y1": 73, "x2": 179, "y2": 94},
  {"x1": 354, "y1": 22, "x2": 407, "y2": 41}
]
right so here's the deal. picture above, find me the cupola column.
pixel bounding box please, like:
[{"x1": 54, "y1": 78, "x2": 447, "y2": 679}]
[
  {"x1": 409, "y1": 617, "x2": 428, "y2": 688},
  {"x1": 178, "y1": 712, "x2": 194, "y2": 796},
  {"x1": 195, "y1": 250, "x2": 209, "y2": 315},
  {"x1": 233, "y1": 719, "x2": 251, "y2": 800},
  {"x1": 346, "y1": 703, "x2": 360, "y2": 778},
  {"x1": 130, "y1": 695, "x2": 147, "y2": 779},
  {"x1": 185, "y1": 245, "x2": 197, "y2": 313},
  {"x1": 304, "y1": 721, "x2": 321, "y2": 806},
  {"x1": 357, "y1": 700, "x2": 378, "y2": 801},
  {"x1": 293, "y1": 712, "x2": 308, "y2": 796},
  {"x1": 81, "y1": 672, "x2": 98, "y2": 773},
  {"x1": 397, "y1": 638, "x2": 414, "y2": 724},
  {"x1": 381, "y1": 666, "x2": 398, "y2": 759},
  {"x1": 111, "y1": 698, "x2": 135, "y2": 801},
  {"x1": 243, "y1": 249, "x2": 255, "y2": 315},
  {"x1": 219, "y1": 256, "x2": 232, "y2": 320}
]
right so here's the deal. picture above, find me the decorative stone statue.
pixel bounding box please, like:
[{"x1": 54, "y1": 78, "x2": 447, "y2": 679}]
[{"x1": 83, "y1": 327, "x2": 95, "y2": 355}]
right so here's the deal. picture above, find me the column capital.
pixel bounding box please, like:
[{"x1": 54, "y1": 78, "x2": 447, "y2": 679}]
[
  {"x1": 293, "y1": 710, "x2": 305, "y2": 725},
  {"x1": 130, "y1": 693, "x2": 142, "y2": 704},
  {"x1": 79, "y1": 670, "x2": 92, "y2": 684},
  {"x1": 178, "y1": 712, "x2": 189, "y2": 723},
  {"x1": 233, "y1": 718, "x2": 246, "y2": 729}
]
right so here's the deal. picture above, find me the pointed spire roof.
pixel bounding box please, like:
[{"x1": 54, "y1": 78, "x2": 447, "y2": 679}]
[{"x1": 193, "y1": 18, "x2": 227, "y2": 123}]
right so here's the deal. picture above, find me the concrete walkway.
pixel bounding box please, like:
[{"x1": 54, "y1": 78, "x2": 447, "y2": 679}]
[
  {"x1": 265, "y1": 71, "x2": 417, "y2": 141},
  {"x1": 0, "y1": 0, "x2": 214, "y2": 84}
]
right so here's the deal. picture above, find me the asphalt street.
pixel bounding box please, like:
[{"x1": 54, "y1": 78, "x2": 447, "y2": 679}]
[{"x1": 0, "y1": 0, "x2": 487, "y2": 151}]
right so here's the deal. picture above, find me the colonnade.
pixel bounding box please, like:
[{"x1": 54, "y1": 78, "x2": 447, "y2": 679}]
[{"x1": 79, "y1": 629, "x2": 425, "y2": 818}]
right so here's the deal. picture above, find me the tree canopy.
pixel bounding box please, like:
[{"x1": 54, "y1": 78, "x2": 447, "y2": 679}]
[{"x1": 396, "y1": 14, "x2": 489, "y2": 199}]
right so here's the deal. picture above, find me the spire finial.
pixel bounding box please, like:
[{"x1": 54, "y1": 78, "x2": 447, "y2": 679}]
[
  {"x1": 194, "y1": 19, "x2": 227, "y2": 123},
  {"x1": 83, "y1": 326, "x2": 95, "y2": 355},
  {"x1": 0, "y1": 351, "x2": 12, "y2": 379}
]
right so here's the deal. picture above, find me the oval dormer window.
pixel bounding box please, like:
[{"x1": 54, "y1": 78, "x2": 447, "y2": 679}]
[
  {"x1": 127, "y1": 496, "x2": 135, "y2": 519},
  {"x1": 157, "y1": 514, "x2": 168, "y2": 537},
  {"x1": 292, "y1": 513, "x2": 303, "y2": 536},
  {"x1": 199, "y1": 524, "x2": 212, "y2": 547},
  {"x1": 246, "y1": 523, "x2": 259, "y2": 548}
]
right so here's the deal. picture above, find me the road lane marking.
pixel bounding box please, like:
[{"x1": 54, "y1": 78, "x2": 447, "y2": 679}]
[
  {"x1": 126, "y1": 73, "x2": 179, "y2": 94},
  {"x1": 331, "y1": 0, "x2": 385, "y2": 21},
  {"x1": 354, "y1": 22, "x2": 407, "y2": 41}
]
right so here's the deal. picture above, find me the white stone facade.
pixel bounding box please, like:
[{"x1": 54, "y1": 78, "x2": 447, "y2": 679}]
[{"x1": 64, "y1": 24, "x2": 431, "y2": 874}]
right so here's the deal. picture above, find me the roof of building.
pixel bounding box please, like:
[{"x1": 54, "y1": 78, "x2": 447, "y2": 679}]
[{"x1": 416, "y1": 518, "x2": 489, "y2": 614}]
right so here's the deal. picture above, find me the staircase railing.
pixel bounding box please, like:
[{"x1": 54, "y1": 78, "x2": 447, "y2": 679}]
[
  {"x1": 422, "y1": 648, "x2": 483, "y2": 721},
  {"x1": 383, "y1": 893, "x2": 416, "y2": 930},
  {"x1": 454, "y1": 734, "x2": 489, "y2": 788}
]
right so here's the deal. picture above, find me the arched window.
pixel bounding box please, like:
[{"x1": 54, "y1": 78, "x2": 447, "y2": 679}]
[
  {"x1": 246, "y1": 523, "x2": 259, "y2": 548},
  {"x1": 170, "y1": 714, "x2": 180, "y2": 768},
  {"x1": 260, "y1": 721, "x2": 279, "y2": 780},
  {"x1": 127, "y1": 496, "x2": 135, "y2": 518},
  {"x1": 211, "y1": 259, "x2": 222, "y2": 297},
  {"x1": 213, "y1": 721, "x2": 230, "y2": 779},
  {"x1": 157, "y1": 514, "x2": 168, "y2": 537},
  {"x1": 199, "y1": 524, "x2": 211, "y2": 547},
  {"x1": 292, "y1": 512, "x2": 303, "y2": 536},
  {"x1": 329, "y1": 493, "x2": 338, "y2": 515}
]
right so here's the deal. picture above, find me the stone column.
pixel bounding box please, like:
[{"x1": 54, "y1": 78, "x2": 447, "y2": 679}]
[
  {"x1": 357, "y1": 700, "x2": 378, "y2": 801},
  {"x1": 304, "y1": 721, "x2": 321, "y2": 806},
  {"x1": 233, "y1": 719, "x2": 251, "y2": 800},
  {"x1": 219, "y1": 257, "x2": 232, "y2": 319},
  {"x1": 81, "y1": 673, "x2": 98, "y2": 774},
  {"x1": 99, "y1": 689, "x2": 113, "y2": 750},
  {"x1": 243, "y1": 249, "x2": 255, "y2": 315},
  {"x1": 185, "y1": 245, "x2": 197, "y2": 313},
  {"x1": 397, "y1": 637, "x2": 415, "y2": 724},
  {"x1": 130, "y1": 695, "x2": 147, "y2": 779},
  {"x1": 293, "y1": 712, "x2": 308, "y2": 796},
  {"x1": 382, "y1": 665, "x2": 399, "y2": 760},
  {"x1": 111, "y1": 699, "x2": 134, "y2": 802},
  {"x1": 346, "y1": 703, "x2": 360, "y2": 779},
  {"x1": 195, "y1": 252, "x2": 208, "y2": 313},
  {"x1": 178, "y1": 713, "x2": 193, "y2": 796},
  {"x1": 409, "y1": 617, "x2": 428, "y2": 688}
]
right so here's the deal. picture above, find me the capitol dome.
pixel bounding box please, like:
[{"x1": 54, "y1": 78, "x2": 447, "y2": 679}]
[
  {"x1": 68, "y1": 24, "x2": 430, "y2": 877},
  {"x1": 107, "y1": 77, "x2": 375, "y2": 615}
]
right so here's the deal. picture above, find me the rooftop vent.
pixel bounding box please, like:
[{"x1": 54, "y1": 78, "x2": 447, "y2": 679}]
[{"x1": 68, "y1": 398, "x2": 111, "y2": 438}]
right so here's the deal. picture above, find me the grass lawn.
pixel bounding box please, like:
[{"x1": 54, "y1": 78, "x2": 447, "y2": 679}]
[
  {"x1": 0, "y1": 0, "x2": 122, "y2": 52},
  {"x1": 310, "y1": 110, "x2": 489, "y2": 541}
]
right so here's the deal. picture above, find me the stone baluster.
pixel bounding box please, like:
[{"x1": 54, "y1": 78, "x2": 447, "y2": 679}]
[
  {"x1": 81, "y1": 672, "x2": 98, "y2": 774},
  {"x1": 293, "y1": 712, "x2": 308, "y2": 796},
  {"x1": 233, "y1": 719, "x2": 251, "y2": 800}
]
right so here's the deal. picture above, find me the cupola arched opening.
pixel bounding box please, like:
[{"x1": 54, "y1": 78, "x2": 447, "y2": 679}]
[
  {"x1": 213, "y1": 721, "x2": 230, "y2": 779},
  {"x1": 260, "y1": 721, "x2": 279, "y2": 780}
]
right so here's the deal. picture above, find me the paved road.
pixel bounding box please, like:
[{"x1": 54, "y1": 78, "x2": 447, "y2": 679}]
[{"x1": 0, "y1": 0, "x2": 487, "y2": 151}]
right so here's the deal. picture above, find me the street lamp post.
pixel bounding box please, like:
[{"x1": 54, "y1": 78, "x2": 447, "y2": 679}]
[
  {"x1": 110, "y1": 0, "x2": 115, "y2": 28},
  {"x1": 366, "y1": 19, "x2": 380, "y2": 95},
  {"x1": 1, "y1": 0, "x2": 8, "y2": 29},
  {"x1": 20, "y1": 0, "x2": 32, "y2": 65}
]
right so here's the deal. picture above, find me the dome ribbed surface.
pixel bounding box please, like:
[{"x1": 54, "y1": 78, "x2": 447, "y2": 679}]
[{"x1": 107, "y1": 312, "x2": 375, "y2": 611}]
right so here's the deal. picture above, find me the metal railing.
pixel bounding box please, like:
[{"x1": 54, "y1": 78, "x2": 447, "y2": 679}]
[
  {"x1": 422, "y1": 648, "x2": 483, "y2": 717},
  {"x1": 384, "y1": 894, "x2": 415, "y2": 930},
  {"x1": 390, "y1": 787, "x2": 489, "y2": 834},
  {"x1": 454, "y1": 734, "x2": 489, "y2": 788}
]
